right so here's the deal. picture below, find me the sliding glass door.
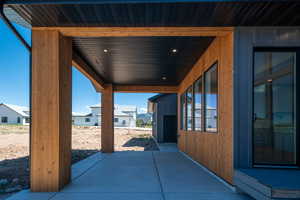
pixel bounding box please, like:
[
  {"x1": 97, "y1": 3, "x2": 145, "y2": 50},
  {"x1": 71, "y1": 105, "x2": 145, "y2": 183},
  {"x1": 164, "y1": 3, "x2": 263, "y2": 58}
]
[{"x1": 253, "y1": 49, "x2": 298, "y2": 166}]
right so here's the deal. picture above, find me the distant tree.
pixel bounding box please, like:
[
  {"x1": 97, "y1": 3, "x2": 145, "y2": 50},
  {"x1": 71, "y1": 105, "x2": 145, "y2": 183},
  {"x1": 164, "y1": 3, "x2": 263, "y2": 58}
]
[{"x1": 136, "y1": 119, "x2": 144, "y2": 127}]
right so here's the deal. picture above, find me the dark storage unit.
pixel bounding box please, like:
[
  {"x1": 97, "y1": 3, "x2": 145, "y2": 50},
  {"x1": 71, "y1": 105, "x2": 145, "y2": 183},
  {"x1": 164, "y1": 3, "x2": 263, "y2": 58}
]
[{"x1": 148, "y1": 94, "x2": 177, "y2": 143}]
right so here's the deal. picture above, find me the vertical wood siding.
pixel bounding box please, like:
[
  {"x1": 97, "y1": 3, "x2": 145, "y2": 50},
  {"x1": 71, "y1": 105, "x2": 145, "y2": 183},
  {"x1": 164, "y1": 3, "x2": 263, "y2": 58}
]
[{"x1": 178, "y1": 33, "x2": 234, "y2": 184}]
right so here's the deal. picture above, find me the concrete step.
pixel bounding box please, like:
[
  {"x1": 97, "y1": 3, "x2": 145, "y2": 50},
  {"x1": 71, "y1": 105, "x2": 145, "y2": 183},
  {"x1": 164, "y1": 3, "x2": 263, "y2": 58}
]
[{"x1": 234, "y1": 169, "x2": 300, "y2": 200}]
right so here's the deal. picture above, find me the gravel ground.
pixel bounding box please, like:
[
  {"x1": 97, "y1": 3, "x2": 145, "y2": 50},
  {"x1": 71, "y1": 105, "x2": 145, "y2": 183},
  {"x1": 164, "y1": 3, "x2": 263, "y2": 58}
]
[{"x1": 0, "y1": 125, "x2": 158, "y2": 199}]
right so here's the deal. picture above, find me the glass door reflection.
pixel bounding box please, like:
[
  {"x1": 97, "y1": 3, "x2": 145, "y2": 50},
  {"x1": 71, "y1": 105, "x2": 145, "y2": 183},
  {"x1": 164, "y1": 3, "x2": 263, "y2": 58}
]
[{"x1": 253, "y1": 50, "x2": 297, "y2": 166}]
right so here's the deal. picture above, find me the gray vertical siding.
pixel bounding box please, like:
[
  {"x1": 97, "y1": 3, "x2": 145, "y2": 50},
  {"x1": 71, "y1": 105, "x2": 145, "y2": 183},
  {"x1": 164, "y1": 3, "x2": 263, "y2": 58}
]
[
  {"x1": 234, "y1": 27, "x2": 300, "y2": 168},
  {"x1": 155, "y1": 94, "x2": 177, "y2": 143}
]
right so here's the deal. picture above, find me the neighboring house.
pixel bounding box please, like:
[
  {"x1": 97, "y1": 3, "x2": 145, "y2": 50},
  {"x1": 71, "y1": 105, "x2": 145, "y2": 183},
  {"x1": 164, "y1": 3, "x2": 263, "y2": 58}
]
[
  {"x1": 148, "y1": 94, "x2": 177, "y2": 143},
  {"x1": 72, "y1": 104, "x2": 137, "y2": 127},
  {"x1": 194, "y1": 104, "x2": 217, "y2": 131},
  {"x1": 72, "y1": 112, "x2": 97, "y2": 126},
  {"x1": 0, "y1": 103, "x2": 30, "y2": 125}
]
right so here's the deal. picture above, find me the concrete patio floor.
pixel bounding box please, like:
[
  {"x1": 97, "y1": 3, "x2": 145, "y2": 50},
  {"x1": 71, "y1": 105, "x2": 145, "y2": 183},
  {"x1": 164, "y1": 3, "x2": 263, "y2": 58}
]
[{"x1": 8, "y1": 151, "x2": 252, "y2": 200}]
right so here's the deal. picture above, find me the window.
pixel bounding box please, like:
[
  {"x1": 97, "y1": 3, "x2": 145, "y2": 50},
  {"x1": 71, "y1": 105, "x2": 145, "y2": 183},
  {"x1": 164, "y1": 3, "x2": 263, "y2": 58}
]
[
  {"x1": 17, "y1": 117, "x2": 21, "y2": 123},
  {"x1": 181, "y1": 62, "x2": 218, "y2": 132},
  {"x1": 85, "y1": 118, "x2": 90, "y2": 122},
  {"x1": 194, "y1": 77, "x2": 203, "y2": 131},
  {"x1": 180, "y1": 92, "x2": 187, "y2": 130},
  {"x1": 1, "y1": 117, "x2": 8, "y2": 123},
  {"x1": 25, "y1": 117, "x2": 30, "y2": 123},
  {"x1": 114, "y1": 118, "x2": 119, "y2": 123},
  {"x1": 253, "y1": 49, "x2": 298, "y2": 166},
  {"x1": 122, "y1": 120, "x2": 126, "y2": 125},
  {"x1": 204, "y1": 63, "x2": 218, "y2": 132},
  {"x1": 187, "y1": 86, "x2": 193, "y2": 130}
]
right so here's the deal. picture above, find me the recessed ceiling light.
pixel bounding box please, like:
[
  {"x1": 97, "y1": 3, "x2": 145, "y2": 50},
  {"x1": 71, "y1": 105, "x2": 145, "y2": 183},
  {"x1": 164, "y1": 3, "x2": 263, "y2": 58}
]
[
  {"x1": 103, "y1": 49, "x2": 108, "y2": 53},
  {"x1": 162, "y1": 76, "x2": 167, "y2": 80},
  {"x1": 172, "y1": 49, "x2": 177, "y2": 53}
]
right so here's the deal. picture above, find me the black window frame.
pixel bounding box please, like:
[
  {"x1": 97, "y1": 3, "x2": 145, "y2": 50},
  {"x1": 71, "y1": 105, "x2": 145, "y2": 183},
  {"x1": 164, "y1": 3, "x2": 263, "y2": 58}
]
[
  {"x1": 186, "y1": 85, "x2": 194, "y2": 131},
  {"x1": 25, "y1": 117, "x2": 30, "y2": 123},
  {"x1": 180, "y1": 91, "x2": 187, "y2": 131},
  {"x1": 180, "y1": 61, "x2": 219, "y2": 133},
  {"x1": 252, "y1": 47, "x2": 300, "y2": 167},
  {"x1": 204, "y1": 62, "x2": 218, "y2": 133}
]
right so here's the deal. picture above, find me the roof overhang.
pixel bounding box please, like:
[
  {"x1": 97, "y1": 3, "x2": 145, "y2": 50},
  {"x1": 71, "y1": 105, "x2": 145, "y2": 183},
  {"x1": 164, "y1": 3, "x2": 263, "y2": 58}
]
[{"x1": 3, "y1": 0, "x2": 299, "y2": 91}]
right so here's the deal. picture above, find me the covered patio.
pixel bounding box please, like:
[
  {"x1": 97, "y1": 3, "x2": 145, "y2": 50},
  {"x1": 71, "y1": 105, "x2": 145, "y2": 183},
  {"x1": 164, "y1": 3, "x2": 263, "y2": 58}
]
[
  {"x1": 8, "y1": 151, "x2": 251, "y2": 200},
  {"x1": 2, "y1": 1, "x2": 300, "y2": 199}
]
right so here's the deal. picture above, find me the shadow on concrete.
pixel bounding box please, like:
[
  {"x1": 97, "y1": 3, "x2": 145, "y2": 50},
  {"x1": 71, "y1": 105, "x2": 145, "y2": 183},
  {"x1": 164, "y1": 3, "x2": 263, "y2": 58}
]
[
  {"x1": 122, "y1": 137, "x2": 159, "y2": 151},
  {"x1": 0, "y1": 149, "x2": 99, "y2": 195}
]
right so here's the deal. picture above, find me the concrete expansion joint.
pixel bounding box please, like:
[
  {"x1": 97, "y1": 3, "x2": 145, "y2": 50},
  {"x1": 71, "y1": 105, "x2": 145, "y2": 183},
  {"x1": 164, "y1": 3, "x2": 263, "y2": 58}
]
[{"x1": 152, "y1": 152, "x2": 166, "y2": 200}]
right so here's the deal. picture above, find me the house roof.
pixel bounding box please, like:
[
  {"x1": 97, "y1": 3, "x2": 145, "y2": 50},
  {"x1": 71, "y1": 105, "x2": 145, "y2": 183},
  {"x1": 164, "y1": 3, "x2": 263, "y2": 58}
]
[
  {"x1": 73, "y1": 104, "x2": 135, "y2": 117},
  {"x1": 4, "y1": 1, "x2": 300, "y2": 87},
  {"x1": 148, "y1": 93, "x2": 174, "y2": 102},
  {"x1": 0, "y1": 103, "x2": 29, "y2": 117},
  {"x1": 114, "y1": 110, "x2": 131, "y2": 117},
  {"x1": 72, "y1": 112, "x2": 91, "y2": 117},
  {"x1": 90, "y1": 104, "x2": 137, "y2": 112}
]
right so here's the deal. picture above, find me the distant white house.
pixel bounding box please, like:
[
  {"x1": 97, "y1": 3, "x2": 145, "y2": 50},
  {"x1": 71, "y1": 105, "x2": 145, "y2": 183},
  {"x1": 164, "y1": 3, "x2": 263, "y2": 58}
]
[
  {"x1": 0, "y1": 103, "x2": 30, "y2": 125},
  {"x1": 0, "y1": 103, "x2": 137, "y2": 127},
  {"x1": 72, "y1": 104, "x2": 137, "y2": 127},
  {"x1": 194, "y1": 104, "x2": 217, "y2": 131},
  {"x1": 72, "y1": 112, "x2": 96, "y2": 126}
]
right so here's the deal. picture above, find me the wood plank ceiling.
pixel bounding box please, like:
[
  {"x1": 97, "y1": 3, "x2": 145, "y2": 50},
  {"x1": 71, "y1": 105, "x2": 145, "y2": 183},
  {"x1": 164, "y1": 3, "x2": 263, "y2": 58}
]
[
  {"x1": 6, "y1": 2, "x2": 300, "y2": 27},
  {"x1": 73, "y1": 37, "x2": 214, "y2": 85},
  {"x1": 5, "y1": 1, "x2": 300, "y2": 85}
]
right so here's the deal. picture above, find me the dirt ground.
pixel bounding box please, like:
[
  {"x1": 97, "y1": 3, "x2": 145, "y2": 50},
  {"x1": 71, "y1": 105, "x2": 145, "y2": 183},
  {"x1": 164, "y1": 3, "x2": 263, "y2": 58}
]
[{"x1": 0, "y1": 125, "x2": 157, "y2": 199}]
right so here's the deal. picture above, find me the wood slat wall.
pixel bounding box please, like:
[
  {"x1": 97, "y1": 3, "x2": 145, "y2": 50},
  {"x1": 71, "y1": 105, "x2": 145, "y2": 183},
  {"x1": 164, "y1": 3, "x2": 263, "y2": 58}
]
[{"x1": 178, "y1": 33, "x2": 234, "y2": 183}]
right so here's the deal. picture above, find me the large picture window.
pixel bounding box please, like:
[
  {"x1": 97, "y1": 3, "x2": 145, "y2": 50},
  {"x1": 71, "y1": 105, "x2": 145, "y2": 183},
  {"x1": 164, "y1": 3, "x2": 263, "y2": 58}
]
[
  {"x1": 194, "y1": 77, "x2": 203, "y2": 131},
  {"x1": 187, "y1": 86, "x2": 193, "y2": 131},
  {"x1": 204, "y1": 63, "x2": 218, "y2": 132}
]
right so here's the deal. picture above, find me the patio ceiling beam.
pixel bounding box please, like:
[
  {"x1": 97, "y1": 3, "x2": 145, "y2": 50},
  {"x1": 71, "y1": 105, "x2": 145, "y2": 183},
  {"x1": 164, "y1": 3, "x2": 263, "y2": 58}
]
[
  {"x1": 114, "y1": 85, "x2": 178, "y2": 93},
  {"x1": 32, "y1": 27, "x2": 233, "y2": 37},
  {"x1": 72, "y1": 51, "x2": 106, "y2": 91}
]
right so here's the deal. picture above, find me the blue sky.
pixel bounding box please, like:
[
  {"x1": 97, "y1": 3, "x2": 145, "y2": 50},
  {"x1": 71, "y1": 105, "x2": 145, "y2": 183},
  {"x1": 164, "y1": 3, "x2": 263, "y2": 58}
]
[{"x1": 0, "y1": 21, "x2": 154, "y2": 113}]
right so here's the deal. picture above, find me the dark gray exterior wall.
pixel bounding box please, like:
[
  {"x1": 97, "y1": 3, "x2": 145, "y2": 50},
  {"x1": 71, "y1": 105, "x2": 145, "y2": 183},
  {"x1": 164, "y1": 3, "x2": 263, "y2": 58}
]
[
  {"x1": 233, "y1": 27, "x2": 300, "y2": 168},
  {"x1": 152, "y1": 94, "x2": 177, "y2": 143},
  {"x1": 152, "y1": 103, "x2": 158, "y2": 140}
]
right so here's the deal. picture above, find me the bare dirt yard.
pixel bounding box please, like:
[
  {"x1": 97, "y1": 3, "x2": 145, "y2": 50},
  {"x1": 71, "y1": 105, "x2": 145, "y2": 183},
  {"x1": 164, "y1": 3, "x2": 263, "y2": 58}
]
[{"x1": 0, "y1": 125, "x2": 157, "y2": 199}]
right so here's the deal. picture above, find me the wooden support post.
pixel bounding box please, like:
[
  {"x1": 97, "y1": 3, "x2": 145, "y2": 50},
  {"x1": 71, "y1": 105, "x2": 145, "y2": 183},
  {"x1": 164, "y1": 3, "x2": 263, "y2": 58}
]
[
  {"x1": 101, "y1": 84, "x2": 114, "y2": 153},
  {"x1": 31, "y1": 30, "x2": 72, "y2": 192}
]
